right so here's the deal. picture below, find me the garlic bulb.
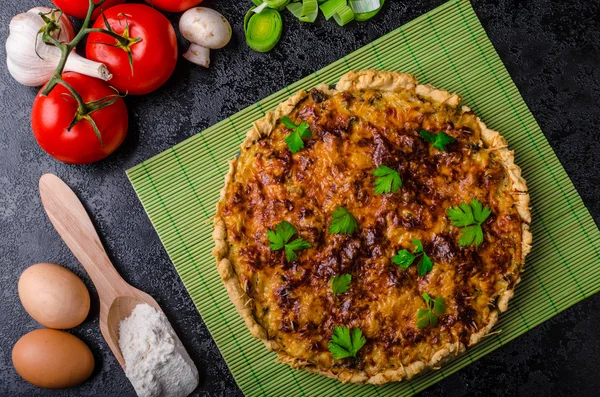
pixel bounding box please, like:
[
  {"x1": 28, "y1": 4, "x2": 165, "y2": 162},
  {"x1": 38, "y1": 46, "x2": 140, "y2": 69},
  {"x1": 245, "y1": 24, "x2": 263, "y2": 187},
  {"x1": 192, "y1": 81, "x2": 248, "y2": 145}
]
[{"x1": 6, "y1": 7, "x2": 112, "y2": 87}]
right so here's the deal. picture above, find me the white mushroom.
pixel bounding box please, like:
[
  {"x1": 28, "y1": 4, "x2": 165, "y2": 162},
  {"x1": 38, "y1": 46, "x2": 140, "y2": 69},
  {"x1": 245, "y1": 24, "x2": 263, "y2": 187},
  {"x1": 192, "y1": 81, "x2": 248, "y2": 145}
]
[{"x1": 179, "y1": 7, "x2": 232, "y2": 68}]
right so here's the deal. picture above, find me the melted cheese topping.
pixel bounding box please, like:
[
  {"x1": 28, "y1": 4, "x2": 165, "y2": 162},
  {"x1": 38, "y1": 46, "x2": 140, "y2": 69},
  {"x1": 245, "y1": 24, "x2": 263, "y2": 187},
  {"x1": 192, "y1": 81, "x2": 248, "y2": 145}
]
[{"x1": 217, "y1": 88, "x2": 523, "y2": 377}]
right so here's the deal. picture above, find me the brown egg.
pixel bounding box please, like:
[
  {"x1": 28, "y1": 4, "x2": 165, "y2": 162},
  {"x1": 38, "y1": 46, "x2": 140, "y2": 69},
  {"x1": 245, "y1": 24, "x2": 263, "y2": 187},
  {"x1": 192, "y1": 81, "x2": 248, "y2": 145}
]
[
  {"x1": 12, "y1": 329, "x2": 95, "y2": 389},
  {"x1": 18, "y1": 263, "x2": 90, "y2": 329}
]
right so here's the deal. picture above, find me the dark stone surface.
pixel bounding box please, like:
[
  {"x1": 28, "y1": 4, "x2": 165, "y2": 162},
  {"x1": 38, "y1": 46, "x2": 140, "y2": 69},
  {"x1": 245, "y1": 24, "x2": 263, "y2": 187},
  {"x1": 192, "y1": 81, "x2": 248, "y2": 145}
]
[{"x1": 1, "y1": 0, "x2": 599, "y2": 396}]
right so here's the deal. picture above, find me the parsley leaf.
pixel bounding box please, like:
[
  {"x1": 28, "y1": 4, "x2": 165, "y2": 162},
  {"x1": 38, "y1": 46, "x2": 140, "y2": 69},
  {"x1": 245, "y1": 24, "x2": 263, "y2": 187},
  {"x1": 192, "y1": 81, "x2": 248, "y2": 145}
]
[
  {"x1": 328, "y1": 326, "x2": 366, "y2": 359},
  {"x1": 331, "y1": 274, "x2": 352, "y2": 295},
  {"x1": 391, "y1": 249, "x2": 415, "y2": 269},
  {"x1": 284, "y1": 238, "x2": 312, "y2": 262},
  {"x1": 433, "y1": 132, "x2": 456, "y2": 151},
  {"x1": 419, "y1": 130, "x2": 456, "y2": 151},
  {"x1": 470, "y1": 198, "x2": 492, "y2": 223},
  {"x1": 281, "y1": 116, "x2": 312, "y2": 154},
  {"x1": 329, "y1": 206, "x2": 359, "y2": 235},
  {"x1": 281, "y1": 117, "x2": 298, "y2": 130},
  {"x1": 267, "y1": 221, "x2": 311, "y2": 262},
  {"x1": 422, "y1": 292, "x2": 432, "y2": 305},
  {"x1": 433, "y1": 296, "x2": 447, "y2": 315},
  {"x1": 392, "y1": 239, "x2": 434, "y2": 276},
  {"x1": 413, "y1": 239, "x2": 424, "y2": 253},
  {"x1": 446, "y1": 199, "x2": 492, "y2": 247},
  {"x1": 419, "y1": 130, "x2": 437, "y2": 144},
  {"x1": 372, "y1": 165, "x2": 402, "y2": 194},
  {"x1": 267, "y1": 221, "x2": 296, "y2": 250},
  {"x1": 416, "y1": 293, "x2": 446, "y2": 329},
  {"x1": 459, "y1": 225, "x2": 484, "y2": 247},
  {"x1": 417, "y1": 255, "x2": 433, "y2": 277},
  {"x1": 447, "y1": 202, "x2": 476, "y2": 227},
  {"x1": 416, "y1": 308, "x2": 432, "y2": 329}
]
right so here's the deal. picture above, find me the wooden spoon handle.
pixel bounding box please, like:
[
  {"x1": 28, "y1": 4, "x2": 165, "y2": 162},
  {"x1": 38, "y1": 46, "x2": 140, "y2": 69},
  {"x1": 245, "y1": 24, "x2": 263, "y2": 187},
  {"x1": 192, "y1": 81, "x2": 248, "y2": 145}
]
[{"x1": 39, "y1": 174, "x2": 128, "y2": 303}]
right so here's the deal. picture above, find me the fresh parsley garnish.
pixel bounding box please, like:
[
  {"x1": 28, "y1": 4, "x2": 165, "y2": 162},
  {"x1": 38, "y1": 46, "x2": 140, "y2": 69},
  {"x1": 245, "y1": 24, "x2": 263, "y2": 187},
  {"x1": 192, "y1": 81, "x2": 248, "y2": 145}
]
[
  {"x1": 267, "y1": 220, "x2": 311, "y2": 262},
  {"x1": 329, "y1": 206, "x2": 359, "y2": 235},
  {"x1": 328, "y1": 326, "x2": 366, "y2": 359},
  {"x1": 416, "y1": 293, "x2": 446, "y2": 329},
  {"x1": 331, "y1": 274, "x2": 351, "y2": 295},
  {"x1": 282, "y1": 116, "x2": 312, "y2": 154},
  {"x1": 446, "y1": 199, "x2": 492, "y2": 247},
  {"x1": 419, "y1": 130, "x2": 456, "y2": 151},
  {"x1": 392, "y1": 239, "x2": 433, "y2": 276},
  {"x1": 372, "y1": 165, "x2": 402, "y2": 194}
]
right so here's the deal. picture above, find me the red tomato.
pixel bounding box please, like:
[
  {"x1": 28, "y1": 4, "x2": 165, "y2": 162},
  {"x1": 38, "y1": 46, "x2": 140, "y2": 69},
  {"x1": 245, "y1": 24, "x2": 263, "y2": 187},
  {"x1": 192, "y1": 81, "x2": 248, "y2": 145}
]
[
  {"x1": 86, "y1": 4, "x2": 178, "y2": 95},
  {"x1": 51, "y1": 0, "x2": 125, "y2": 20},
  {"x1": 143, "y1": 0, "x2": 203, "y2": 13},
  {"x1": 32, "y1": 73, "x2": 128, "y2": 164}
]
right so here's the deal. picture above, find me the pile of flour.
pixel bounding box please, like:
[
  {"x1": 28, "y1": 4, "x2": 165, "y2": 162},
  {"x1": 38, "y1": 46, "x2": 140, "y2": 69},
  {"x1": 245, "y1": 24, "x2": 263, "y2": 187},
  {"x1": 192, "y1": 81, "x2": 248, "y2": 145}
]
[{"x1": 119, "y1": 303, "x2": 199, "y2": 397}]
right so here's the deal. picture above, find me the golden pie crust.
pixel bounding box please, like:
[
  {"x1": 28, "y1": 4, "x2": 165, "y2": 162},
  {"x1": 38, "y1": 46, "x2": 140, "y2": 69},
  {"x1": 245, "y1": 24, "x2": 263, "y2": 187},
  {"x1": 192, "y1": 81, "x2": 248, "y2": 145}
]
[{"x1": 213, "y1": 70, "x2": 531, "y2": 384}]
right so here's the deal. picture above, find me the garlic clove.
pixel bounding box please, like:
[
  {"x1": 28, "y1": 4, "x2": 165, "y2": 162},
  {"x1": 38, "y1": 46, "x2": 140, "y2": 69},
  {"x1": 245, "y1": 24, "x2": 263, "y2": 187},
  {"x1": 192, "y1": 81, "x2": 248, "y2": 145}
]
[
  {"x1": 183, "y1": 44, "x2": 211, "y2": 68},
  {"x1": 6, "y1": 56, "x2": 49, "y2": 87}
]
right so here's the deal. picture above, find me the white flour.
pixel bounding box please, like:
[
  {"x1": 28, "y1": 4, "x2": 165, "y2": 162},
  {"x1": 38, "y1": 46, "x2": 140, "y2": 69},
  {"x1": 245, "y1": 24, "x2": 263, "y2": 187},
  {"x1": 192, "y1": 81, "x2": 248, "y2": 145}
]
[{"x1": 119, "y1": 304, "x2": 199, "y2": 397}]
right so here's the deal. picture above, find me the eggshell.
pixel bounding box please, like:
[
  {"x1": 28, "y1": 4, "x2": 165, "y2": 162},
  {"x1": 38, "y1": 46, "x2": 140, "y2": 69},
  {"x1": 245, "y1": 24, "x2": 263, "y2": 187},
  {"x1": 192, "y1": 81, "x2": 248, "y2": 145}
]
[
  {"x1": 12, "y1": 329, "x2": 95, "y2": 389},
  {"x1": 18, "y1": 263, "x2": 90, "y2": 329}
]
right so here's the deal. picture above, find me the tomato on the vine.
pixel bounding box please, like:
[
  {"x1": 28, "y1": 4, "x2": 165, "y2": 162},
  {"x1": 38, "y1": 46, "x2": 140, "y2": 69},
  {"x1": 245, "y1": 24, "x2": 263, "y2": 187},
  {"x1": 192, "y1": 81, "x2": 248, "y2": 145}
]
[
  {"x1": 51, "y1": 0, "x2": 125, "y2": 20},
  {"x1": 86, "y1": 4, "x2": 178, "y2": 95},
  {"x1": 32, "y1": 72, "x2": 128, "y2": 164},
  {"x1": 143, "y1": 0, "x2": 203, "y2": 13}
]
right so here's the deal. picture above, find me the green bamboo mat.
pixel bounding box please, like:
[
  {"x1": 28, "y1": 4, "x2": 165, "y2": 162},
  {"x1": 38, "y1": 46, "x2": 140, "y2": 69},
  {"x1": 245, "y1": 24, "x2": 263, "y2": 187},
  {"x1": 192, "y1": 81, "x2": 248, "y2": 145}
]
[{"x1": 126, "y1": 0, "x2": 600, "y2": 395}]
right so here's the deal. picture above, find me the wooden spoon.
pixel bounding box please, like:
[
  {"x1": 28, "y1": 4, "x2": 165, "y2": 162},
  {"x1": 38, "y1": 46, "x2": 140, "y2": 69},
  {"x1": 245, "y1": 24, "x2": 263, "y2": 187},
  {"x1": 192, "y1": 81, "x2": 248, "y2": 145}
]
[{"x1": 39, "y1": 173, "x2": 161, "y2": 369}]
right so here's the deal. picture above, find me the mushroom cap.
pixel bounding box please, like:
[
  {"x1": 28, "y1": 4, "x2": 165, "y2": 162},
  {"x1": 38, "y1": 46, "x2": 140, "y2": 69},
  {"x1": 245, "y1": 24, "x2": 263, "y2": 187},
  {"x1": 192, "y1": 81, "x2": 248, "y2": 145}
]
[{"x1": 179, "y1": 7, "x2": 232, "y2": 50}]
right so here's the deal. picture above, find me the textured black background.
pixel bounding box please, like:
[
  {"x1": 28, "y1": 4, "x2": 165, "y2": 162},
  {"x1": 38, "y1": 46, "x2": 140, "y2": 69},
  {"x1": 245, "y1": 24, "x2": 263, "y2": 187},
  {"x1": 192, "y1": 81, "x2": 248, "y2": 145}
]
[{"x1": 1, "y1": 0, "x2": 600, "y2": 396}]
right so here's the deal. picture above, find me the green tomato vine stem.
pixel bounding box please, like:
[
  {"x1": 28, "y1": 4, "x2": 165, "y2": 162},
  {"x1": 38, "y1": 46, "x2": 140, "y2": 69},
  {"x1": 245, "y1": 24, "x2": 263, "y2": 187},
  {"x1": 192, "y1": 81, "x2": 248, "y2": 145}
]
[
  {"x1": 38, "y1": 0, "x2": 129, "y2": 144},
  {"x1": 42, "y1": 0, "x2": 101, "y2": 97}
]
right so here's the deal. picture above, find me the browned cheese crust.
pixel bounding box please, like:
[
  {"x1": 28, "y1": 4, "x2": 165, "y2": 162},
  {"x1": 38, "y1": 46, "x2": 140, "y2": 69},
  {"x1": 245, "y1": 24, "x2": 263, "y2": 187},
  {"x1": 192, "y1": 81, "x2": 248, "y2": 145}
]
[{"x1": 213, "y1": 70, "x2": 532, "y2": 384}]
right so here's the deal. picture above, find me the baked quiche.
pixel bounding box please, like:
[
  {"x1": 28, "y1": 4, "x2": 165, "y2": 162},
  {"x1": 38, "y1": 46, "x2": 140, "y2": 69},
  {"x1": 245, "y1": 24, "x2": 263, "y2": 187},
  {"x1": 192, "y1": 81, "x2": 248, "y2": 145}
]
[{"x1": 213, "y1": 70, "x2": 531, "y2": 384}]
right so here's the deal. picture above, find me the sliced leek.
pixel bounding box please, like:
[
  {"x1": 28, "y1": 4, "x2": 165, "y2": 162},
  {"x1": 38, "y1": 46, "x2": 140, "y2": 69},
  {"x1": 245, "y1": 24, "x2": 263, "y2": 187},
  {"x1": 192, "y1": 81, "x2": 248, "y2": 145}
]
[
  {"x1": 354, "y1": 0, "x2": 385, "y2": 21},
  {"x1": 349, "y1": 0, "x2": 380, "y2": 13},
  {"x1": 267, "y1": 0, "x2": 291, "y2": 11},
  {"x1": 253, "y1": 0, "x2": 291, "y2": 12},
  {"x1": 244, "y1": 7, "x2": 256, "y2": 29},
  {"x1": 244, "y1": 8, "x2": 283, "y2": 53},
  {"x1": 332, "y1": 5, "x2": 355, "y2": 26},
  {"x1": 319, "y1": 0, "x2": 346, "y2": 20},
  {"x1": 301, "y1": 0, "x2": 319, "y2": 16},
  {"x1": 287, "y1": 0, "x2": 319, "y2": 23},
  {"x1": 245, "y1": 0, "x2": 386, "y2": 52},
  {"x1": 253, "y1": 2, "x2": 269, "y2": 13}
]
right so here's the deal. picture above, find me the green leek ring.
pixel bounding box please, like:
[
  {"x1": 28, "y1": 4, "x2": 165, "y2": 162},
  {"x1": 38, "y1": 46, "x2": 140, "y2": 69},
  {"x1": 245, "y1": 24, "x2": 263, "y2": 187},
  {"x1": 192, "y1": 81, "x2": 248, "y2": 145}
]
[{"x1": 245, "y1": 8, "x2": 283, "y2": 53}]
